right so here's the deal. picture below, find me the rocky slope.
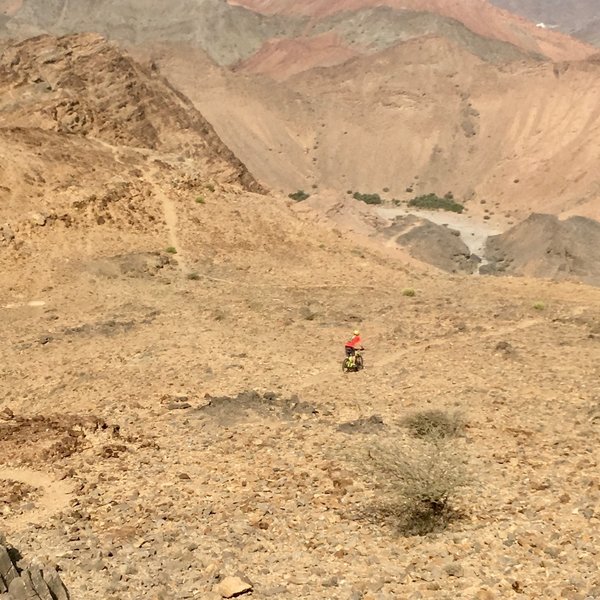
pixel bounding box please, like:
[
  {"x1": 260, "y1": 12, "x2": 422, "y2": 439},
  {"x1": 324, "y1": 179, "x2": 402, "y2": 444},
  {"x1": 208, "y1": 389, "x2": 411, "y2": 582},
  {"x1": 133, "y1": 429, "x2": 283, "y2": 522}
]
[
  {"x1": 0, "y1": 534, "x2": 70, "y2": 599},
  {"x1": 228, "y1": 0, "x2": 597, "y2": 61},
  {"x1": 2, "y1": 22, "x2": 600, "y2": 600},
  {"x1": 0, "y1": 33, "x2": 262, "y2": 191},
  {"x1": 3, "y1": 160, "x2": 600, "y2": 599},
  {"x1": 2, "y1": 0, "x2": 599, "y2": 227},
  {"x1": 0, "y1": 0, "x2": 596, "y2": 66},
  {"x1": 0, "y1": 33, "x2": 266, "y2": 260},
  {"x1": 484, "y1": 213, "x2": 600, "y2": 285},
  {"x1": 160, "y1": 36, "x2": 600, "y2": 224},
  {"x1": 490, "y1": 0, "x2": 600, "y2": 45}
]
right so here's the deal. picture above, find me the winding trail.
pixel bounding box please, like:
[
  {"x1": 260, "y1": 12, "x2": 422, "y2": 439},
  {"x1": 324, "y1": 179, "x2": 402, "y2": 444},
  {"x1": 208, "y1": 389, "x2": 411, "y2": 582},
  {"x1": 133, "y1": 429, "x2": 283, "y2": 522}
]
[
  {"x1": 154, "y1": 184, "x2": 188, "y2": 274},
  {"x1": 0, "y1": 468, "x2": 73, "y2": 533},
  {"x1": 299, "y1": 317, "x2": 543, "y2": 391}
]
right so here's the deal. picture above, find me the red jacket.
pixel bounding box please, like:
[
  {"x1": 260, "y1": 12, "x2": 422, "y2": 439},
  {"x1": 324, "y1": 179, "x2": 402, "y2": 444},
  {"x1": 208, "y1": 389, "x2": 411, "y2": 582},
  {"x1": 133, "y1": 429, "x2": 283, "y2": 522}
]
[{"x1": 345, "y1": 335, "x2": 362, "y2": 349}]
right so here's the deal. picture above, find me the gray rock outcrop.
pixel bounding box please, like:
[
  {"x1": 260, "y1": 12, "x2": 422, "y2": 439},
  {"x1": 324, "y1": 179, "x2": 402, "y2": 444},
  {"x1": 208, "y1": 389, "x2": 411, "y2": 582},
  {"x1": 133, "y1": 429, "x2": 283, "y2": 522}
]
[{"x1": 0, "y1": 535, "x2": 70, "y2": 600}]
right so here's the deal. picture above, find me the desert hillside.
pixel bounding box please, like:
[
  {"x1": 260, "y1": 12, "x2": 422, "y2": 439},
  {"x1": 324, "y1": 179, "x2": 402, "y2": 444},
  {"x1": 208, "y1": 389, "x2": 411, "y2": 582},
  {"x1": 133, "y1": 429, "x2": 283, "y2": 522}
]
[
  {"x1": 490, "y1": 0, "x2": 600, "y2": 46},
  {"x1": 228, "y1": 0, "x2": 596, "y2": 61},
  {"x1": 2, "y1": 18, "x2": 600, "y2": 600},
  {"x1": 2, "y1": 0, "x2": 600, "y2": 224},
  {"x1": 154, "y1": 36, "x2": 600, "y2": 223}
]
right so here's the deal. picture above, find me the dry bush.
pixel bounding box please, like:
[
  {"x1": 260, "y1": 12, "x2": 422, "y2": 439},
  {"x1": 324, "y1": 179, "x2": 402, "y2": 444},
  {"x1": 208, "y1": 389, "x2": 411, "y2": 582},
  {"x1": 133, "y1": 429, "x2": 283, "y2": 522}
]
[
  {"x1": 367, "y1": 435, "x2": 469, "y2": 535},
  {"x1": 401, "y1": 409, "x2": 465, "y2": 441}
]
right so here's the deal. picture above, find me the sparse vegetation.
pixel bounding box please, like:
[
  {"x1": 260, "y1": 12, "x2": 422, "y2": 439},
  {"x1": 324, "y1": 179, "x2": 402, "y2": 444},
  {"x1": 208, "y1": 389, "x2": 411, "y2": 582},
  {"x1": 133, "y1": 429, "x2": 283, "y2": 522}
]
[
  {"x1": 186, "y1": 272, "x2": 200, "y2": 280},
  {"x1": 353, "y1": 192, "x2": 383, "y2": 205},
  {"x1": 206, "y1": 183, "x2": 216, "y2": 192},
  {"x1": 165, "y1": 246, "x2": 177, "y2": 254},
  {"x1": 401, "y1": 287, "x2": 416, "y2": 297},
  {"x1": 195, "y1": 196, "x2": 205, "y2": 204},
  {"x1": 367, "y1": 434, "x2": 469, "y2": 535},
  {"x1": 408, "y1": 193, "x2": 464, "y2": 213},
  {"x1": 401, "y1": 409, "x2": 465, "y2": 441},
  {"x1": 533, "y1": 302, "x2": 546, "y2": 311},
  {"x1": 288, "y1": 190, "x2": 310, "y2": 202}
]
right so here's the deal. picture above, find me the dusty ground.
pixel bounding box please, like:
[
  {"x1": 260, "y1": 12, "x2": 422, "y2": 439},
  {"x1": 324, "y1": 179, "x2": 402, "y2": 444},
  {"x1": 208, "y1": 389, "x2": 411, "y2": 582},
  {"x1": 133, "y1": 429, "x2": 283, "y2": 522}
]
[
  {"x1": 2, "y1": 178, "x2": 600, "y2": 599},
  {"x1": 1, "y1": 30, "x2": 600, "y2": 600}
]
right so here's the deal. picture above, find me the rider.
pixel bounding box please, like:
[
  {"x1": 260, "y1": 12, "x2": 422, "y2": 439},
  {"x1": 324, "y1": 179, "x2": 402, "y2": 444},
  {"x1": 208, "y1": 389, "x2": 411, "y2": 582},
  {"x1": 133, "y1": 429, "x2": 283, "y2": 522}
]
[{"x1": 345, "y1": 329, "x2": 364, "y2": 365}]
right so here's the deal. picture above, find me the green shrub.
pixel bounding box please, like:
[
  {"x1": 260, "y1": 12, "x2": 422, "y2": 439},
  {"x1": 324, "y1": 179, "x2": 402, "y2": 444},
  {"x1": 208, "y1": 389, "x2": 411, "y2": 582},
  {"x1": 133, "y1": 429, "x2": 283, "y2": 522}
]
[
  {"x1": 206, "y1": 183, "x2": 215, "y2": 192},
  {"x1": 533, "y1": 302, "x2": 546, "y2": 311},
  {"x1": 187, "y1": 272, "x2": 200, "y2": 280},
  {"x1": 165, "y1": 247, "x2": 177, "y2": 254},
  {"x1": 408, "y1": 193, "x2": 464, "y2": 213},
  {"x1": 402, "y1": 288, "x2": 416, "y2": 297},
  {"x1": 353, "y1": 192, "x2": 383, "y2": 205},
  {"x1": 195, "y1": 196, "x2": 205, "y2": 204},
  {"x1": 289, "y1": 190, "x2": 310, "y2": 202}
]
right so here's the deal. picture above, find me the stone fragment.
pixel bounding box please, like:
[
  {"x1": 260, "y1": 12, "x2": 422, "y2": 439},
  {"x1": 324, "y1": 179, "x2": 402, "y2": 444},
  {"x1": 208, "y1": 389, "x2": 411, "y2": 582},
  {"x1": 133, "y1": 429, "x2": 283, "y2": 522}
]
[
  {"x1": 215, "y1": 576, "x2": 253, "y2": 598},
  {"x1": 0, "y1": 547, "x2": 18, "y2": 587},
  {"x1": 1, "y1": 224, "x2": 14, "y2": 242},
  {"x1": 30, "y1": 212, "x2": 48, "y2": 226}
]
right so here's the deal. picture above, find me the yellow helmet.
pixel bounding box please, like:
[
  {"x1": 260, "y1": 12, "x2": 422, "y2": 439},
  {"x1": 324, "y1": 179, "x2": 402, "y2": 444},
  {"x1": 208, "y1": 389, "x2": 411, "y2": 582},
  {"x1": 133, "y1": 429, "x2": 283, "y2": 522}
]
[{"x1": 353, "y1": 330, "x2": 360, "y2": 336}]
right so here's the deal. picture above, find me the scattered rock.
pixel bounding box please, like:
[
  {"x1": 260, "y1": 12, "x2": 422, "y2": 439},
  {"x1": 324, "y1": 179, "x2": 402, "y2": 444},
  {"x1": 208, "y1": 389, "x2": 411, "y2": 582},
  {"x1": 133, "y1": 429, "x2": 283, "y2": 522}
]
[
  {"x1": 214, "y1": 575, "x2": 252, "y2": 598},
  {"x1": 494, "y1": 340, "x2": 514, "y2": 356},
  {"x1": 30, "y1": 212, "x2": 48, "y2": 227},
  {"x1": 0, "y1": 536, "x2": 70, "y2": 600},
  {"x1": 1, "y1": 224, "x2": 15, "y2": 243},
  {"x1": 167, "y1": 402, "x2": 192, "y2": 410},
  {"x1": 199, "y1": 390, "x2": 317, "y2": 424},
  {"x1": 338, "y1": 415, "x2": 385, "y2": 434}
]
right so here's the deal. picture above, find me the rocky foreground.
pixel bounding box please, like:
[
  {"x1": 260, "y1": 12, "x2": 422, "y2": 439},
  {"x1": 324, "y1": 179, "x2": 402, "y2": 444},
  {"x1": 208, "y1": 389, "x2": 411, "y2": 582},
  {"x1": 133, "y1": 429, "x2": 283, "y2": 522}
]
[
  {"x1": 2, "y1": 249, "x2": 600, "y2": 599},
  {"x1": 1, "y1": 534, "x2": 69, "y2": 599}
]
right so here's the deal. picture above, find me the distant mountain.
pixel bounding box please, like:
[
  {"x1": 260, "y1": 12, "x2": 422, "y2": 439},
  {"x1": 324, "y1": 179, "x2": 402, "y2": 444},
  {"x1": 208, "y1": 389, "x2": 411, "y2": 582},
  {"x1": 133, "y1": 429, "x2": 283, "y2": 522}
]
[
  {"x1": 228, "y1": 0, "x2": 597, "y2": 60},
  {"x1": 0, "y1": 0, "x2": 597, "y2": 64},
  {"x1": 489, "y1": 0, "x2": 600, "y2": 46}
]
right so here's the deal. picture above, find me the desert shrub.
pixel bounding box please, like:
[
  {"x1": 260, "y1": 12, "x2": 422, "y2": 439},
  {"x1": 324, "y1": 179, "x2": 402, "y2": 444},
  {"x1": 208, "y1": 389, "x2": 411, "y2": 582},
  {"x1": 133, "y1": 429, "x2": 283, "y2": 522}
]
[
  {"x1": 353, "y1": 192, "x2": 383, "y2": 205},
  {"x1": 408, "y1": 193, "x2": 464, "y2": 213},
  {"x1": 401, "y1": 288, "x2": 416, "y2": 297},
  {"x1": 206, "y1": 183, "x2": 215, "y2": 192},
  {"x1": 289, "y1": 190, "x2": 310, "y2": 202},
  {"x1": 401, "y1": 409, "x2": 465, "y2": 441},
  {"x1": 533, "y1": 302, "x2": 546, "y2": 311},
  {"x1": 165, "y1": 246, "x2": 177, "y2": 254},
  {"x1": 187, "y1": 272, "x2": 200, "y2": 281},
  {"x1": 368, "y1": 436, "x2": 469, "y2": 535},
  {"x1": 195, "y1": 196, "x2": 205, "y2": 204}
]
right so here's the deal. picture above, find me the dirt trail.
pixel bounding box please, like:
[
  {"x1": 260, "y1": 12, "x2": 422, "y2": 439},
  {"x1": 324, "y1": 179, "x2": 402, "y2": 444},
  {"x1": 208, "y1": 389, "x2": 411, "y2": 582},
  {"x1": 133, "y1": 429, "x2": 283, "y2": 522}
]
[
  {"x1": 299, "y1": 317, "x2": 542, "y2": 391},
  {"x1": 0, "y1": 468, "x2": 73, "y2": 533}
]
